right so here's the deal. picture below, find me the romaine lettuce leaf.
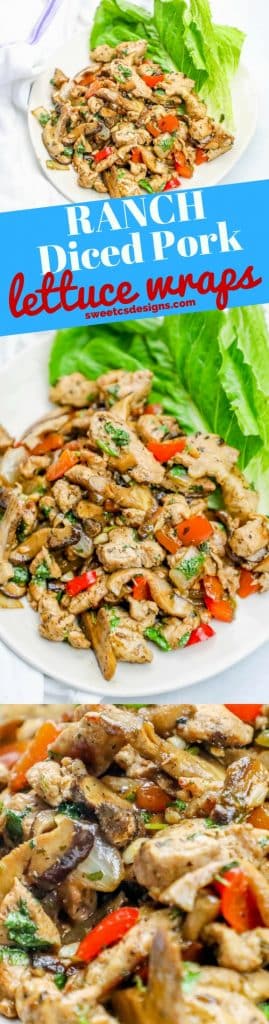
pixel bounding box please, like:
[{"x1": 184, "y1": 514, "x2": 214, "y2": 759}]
[{"x1": 90, "y1": 0, "x2": 245, "y2": 125}]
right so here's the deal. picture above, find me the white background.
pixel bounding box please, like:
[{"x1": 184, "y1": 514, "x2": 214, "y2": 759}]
[{"x1": 0, "y1": 0, "x2": 268, "y2": 702}]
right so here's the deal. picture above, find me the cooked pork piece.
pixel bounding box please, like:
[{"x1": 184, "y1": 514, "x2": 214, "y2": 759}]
[
  {"x1": 203, "y1": 922, "x2": 269, "y2": 972},
  {"x1": 134, "y1": 723, "x2": 225, "y2": 793},
  {"x1": 50, "y1": 706, "x2": 141, "y2": 774},
  {"x1": 146, "y1": 704, "x2": 254, "y2": 746}
]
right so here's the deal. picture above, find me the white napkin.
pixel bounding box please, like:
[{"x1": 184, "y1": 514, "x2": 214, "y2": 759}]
[
  {"x1": 0, "y1": 641, "x2": 44, "y2": 702},
  {"x1": 0, "y1": 0, "x2": 91, "y2": 211}
]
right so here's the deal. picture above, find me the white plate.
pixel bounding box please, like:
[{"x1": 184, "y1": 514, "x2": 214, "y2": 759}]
[
  {"x1": 28, "y1": 10, "x2": 257, "y2": 205},
  {"x1": 0, "y1": 334, "x2": 269, "y2": 698}
]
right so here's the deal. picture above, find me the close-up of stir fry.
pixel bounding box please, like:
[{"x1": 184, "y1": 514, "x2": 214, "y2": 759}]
[
  {"x1": 32, "y1": 40, "x2": 234, "y2": 196},
  {"x1": 0, "y1": 368, "x2": 268, "y2": 680},
  {"x1": 0, "y1": 703, "x2": 268, "y2": 1023}
]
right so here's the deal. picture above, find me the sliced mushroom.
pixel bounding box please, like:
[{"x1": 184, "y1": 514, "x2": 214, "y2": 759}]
[
  {"x1": 27, "y1": 818, "x2": 95, "y2": 891},
  {"x1": 82, "y1": 609, "x2": 117, "y2": 681},
  {"x1": 9, "y1": 527, "x2": 51, "y2": 564}
]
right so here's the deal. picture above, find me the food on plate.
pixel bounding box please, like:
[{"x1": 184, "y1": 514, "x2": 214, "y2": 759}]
[
  {"x1": 0, "y1": 702, "x2": 268, "y2": 1023},
  {"x1": 50, "y1": 307, "x2": 269, "y2": 514},
  {"x1": 0, "y1": 367, "x2": 268, "y2": 681},
  {"x1": 33, "y1": 39, "x2": 233, "y2": 195}
]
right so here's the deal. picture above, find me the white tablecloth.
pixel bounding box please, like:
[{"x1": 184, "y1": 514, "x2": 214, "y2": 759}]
[{"x1": 0, "y1": 0, "x2": 269, "y2": 701}]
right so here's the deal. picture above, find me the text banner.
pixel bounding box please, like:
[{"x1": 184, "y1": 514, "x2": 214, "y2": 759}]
[{"x1": 1, "y1": 178, "x2": 269, "y2": 335}]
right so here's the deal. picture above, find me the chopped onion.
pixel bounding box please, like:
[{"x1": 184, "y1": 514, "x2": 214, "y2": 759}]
[
  {"x1": 169, "y1": 736, "x2": 187, "y2": 749},
  {"x1": 0, "y1": 447, "x2": 26, "y2": 482},
  {"x1": 72, "y1": 530, "x2": 93, "y2": 557},
  {"x1": 123, "y1": 838, "x2": 144, "y2": 866},
  {"x1": 60, "y1": 943, "x2": 78, "y2": 959},
  {"x1": 75, "y1": 832, "x2": 124, "y2": 891}
]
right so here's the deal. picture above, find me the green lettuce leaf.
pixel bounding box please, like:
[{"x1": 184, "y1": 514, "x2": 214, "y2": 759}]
[
  {"x1": 49, "y1": 306, "x2": 269, "y2": 510},
  {"x1": 90, "y1": 0, "x2": 245, "y2": 125}
]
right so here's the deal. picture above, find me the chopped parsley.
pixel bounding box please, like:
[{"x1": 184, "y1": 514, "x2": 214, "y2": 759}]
[
  {"x1": 133, "y1": 974, "x2": 146, "y2": 993},
  {"x1": 144, "y1": 626, "x2": 171, "y2": 651},
  {"x1": 16, "y1": 521, "x2": 27, "y2": 543},
  {"x1": 5, "y1": 808, "x2": 31, "y2": 843},
  {"x1": 259, "y1": 1004, "x2": 269, "y2": 1019},
  {"x1": 159, "y1": 134, "x2": 175, "y2": 152},
  {"x1": 11, "y1": 567, "x2": 29, "y2": 587},
  {"x1": 40, "y1": 505, "x2": 51, "y2": 519},
  {"x1": 207, "y1": 486, "x2": 224, "y2": 510},
  {"x1": 177, "y1": 550, "x2": 205, "y2": 580},
  {"x1": 57, "y1": 800, "x2": 84, "y2": 819},
  {"x1": 108, "y1": 609, "x2": 121, "y2": 632},
  {"x1": 115, "y1": 64, "x2": 132, "y2": 81},
  {"x1": 104, "y1": 422, "x2": 129, "y2": 448},
  {"x1": 169, "y1": 466, "x2": 188, "y2": 479},
  {"x1": 38, "y1": 112, "x2": 50, "y2": 126},
  {"x1": 0, "y1": 946, "x2": 29, "y2": 966},
  {"x1": 182, "y1": 962, "x2": 201, "y2": 993},
  {"x1": 6, "y1": 901, "x2": 50, "y2": 950},
  {"x1": 33, "y1": 561, "x2": 50, "y2": 581},
  {"x1": 169, "y1": 799, "x2": 186, "y2": 812},
  {"x1": 65, "y1": 510, "x2": 79, "y2": 524},
  {"x1": 54, "y1": 972, "x2": 67, "y2": 990}
]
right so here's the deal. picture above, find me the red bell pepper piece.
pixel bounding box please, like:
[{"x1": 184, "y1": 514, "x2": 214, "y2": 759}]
[
  {"x1": 238, "y1": 569, "x2": 259, "y2": 599},
  {"x1": 177, "y1": 515, "x2": 213, "y2": 546},
  {"x1": 155, "y1": 529, "x2": 181, "y2": 555},
  {"x1": 225, "y1": 704, "x2": 263, "y2": 723},
  {"x1": 147, "y1": 123, "x2": 161, "y2": 138},
  {"x1": 10, "y1": 722, "x2": 60, "y2": 793},
  {"x1": 132, "y1": 576, "x2": 151, "y2": 601},
  {"x1": 147, "y1": 437, "x2": 186, "y2": 463},
  {"x1": 204, "y1": 595, "x2": 234, "y2": 623},
  {"x1": 214, "y1": 867, "x2": 262, "y2": 933},
  {"x1": 144, "y1": 403, "x2": 163, "y2": 414},
  {"x1": 93, "y1": 146, "x2": 113, "y2": 164},
  {"x1": 174, "y1": 151, "x2": 193, "y2": 177},
  {"x1": 131, "y1": 148, "x2": 143, "y2": 163},
  {"x1": 76, "y1": 907, "x2": 140, "y2": 963},
  {"x1": 187, "y1": 623, "x2": 215, "y2": 646},
  {"x1": 65, "y1": 570, "x2": 98, "y2": 598},
  {"x1": 164, "y1": 175, "x2": 182, "y2": 191},
  {"x1": 195, "y1": 148, "x2": 208, "y2": 165},
  {"x1": 32, "y1": 433, "x2": 64, "y2": 455},
  {"x1": 248, "y1": 805, "x2": 269, "y2": 829},
  {"x1": 203, "y1": 575, "x2": 223, "y2": 601},
  {"x1": 46, "y1": 449, "x2": 79, "y2": 483},
  {"x1": 158, "y1": 114, "x2": 179, "y2": 133},
  {"x1": 142, "y1": 73, "x2": 164, "y2": 87}
]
